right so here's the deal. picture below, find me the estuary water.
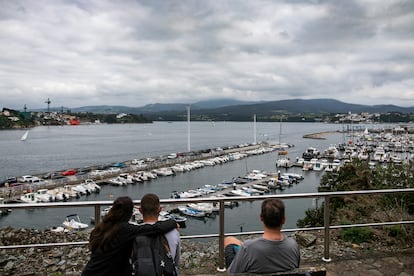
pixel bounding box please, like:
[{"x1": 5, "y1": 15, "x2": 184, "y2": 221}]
[{"x1": 0, "y1": 122, "x2": 344, "y2": 235}]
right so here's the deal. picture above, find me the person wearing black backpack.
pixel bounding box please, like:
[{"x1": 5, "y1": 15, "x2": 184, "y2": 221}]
[
  {"x1": 82, "y1": 196, "x2": 176, "y2": 276},
  {"x1": 131, "y1": 193, "x2": 181, "y2": 276}
]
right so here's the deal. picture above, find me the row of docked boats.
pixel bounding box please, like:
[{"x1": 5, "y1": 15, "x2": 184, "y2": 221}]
[
  {"x1": 19, "y1": 179, "x2": 100, "y2": 203},
  {"x1": 105, "y1": 146, "x2": 278, "y2": 187},
  {"x1": 168, "y1": 169, "x2": 304, "y2": 219}
]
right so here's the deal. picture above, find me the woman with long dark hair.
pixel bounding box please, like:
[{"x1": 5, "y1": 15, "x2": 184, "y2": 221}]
[{"x1": 82, "y1": 196, "x2": 176, "y2": 276}]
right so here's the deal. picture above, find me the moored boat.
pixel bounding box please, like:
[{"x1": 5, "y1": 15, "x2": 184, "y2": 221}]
[{"x1": 62, "y1": 214, "x2": 88, "y2": 230}]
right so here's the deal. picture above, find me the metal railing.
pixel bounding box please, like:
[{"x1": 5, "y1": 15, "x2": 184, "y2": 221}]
[{"x1": 1, "y1": 188, "x2": 413, "y2": 271}]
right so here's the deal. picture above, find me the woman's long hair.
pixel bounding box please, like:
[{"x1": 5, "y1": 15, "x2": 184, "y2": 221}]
[{"x1": 88, "y1": 196, "x2": 134, "y2": 252}]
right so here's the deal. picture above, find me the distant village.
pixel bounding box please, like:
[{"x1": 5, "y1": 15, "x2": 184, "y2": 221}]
[
  {"x1": 0, "y1": 107, "x2": 151, "y2": 129},
  {"x1": 0, "y1": 106, "x2": 413, "y2": 129}
]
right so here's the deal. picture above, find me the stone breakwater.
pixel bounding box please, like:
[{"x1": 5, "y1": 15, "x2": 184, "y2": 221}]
[{"x1": 0, "y1": 227, "x2": 410, "y2": 275}]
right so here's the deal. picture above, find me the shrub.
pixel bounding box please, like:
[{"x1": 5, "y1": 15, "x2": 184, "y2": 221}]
[
  {"x1": 340, "y1": 227, "x2": 372, "y2": 244},
  {"x1": 388, "y1": 225, "x2": 402, "y2": 237}
]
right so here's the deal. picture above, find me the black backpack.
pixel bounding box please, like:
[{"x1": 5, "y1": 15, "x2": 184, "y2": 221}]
[{"x1": 131, "y1": 234, "x2": 177, "y2": 276}]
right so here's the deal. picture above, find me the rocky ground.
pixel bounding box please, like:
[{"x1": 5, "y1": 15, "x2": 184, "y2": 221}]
[{"x1": 0, "y1": 227, "x2": 412, "y2": 275}]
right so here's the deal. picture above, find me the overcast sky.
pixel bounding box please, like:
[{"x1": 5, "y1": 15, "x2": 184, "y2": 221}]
[{"x1": 1, "y1": 0, "x2": 413, "y2": 110}]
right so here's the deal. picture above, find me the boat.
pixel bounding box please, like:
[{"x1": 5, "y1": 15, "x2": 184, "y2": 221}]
[
  {"x1": 302, "y1": 161, "x2": 313, "y2": 171},
  {"x1": 252, "y1": 184, "x2": 269, "y2": 192},
  {"x1": 178, "y1": 206, "x2": 206, "y2": 217},
  {"x1": 169, "y1": 213, "x2": 187, "y2": 224},
  {"x1": 313, "y1": 161, "x2": 323, "y2": 171},
  {"x1": 323, "y1": 145, "x2": 340, "y2": 159},
  {"x1": 35, "y1": 189, "x2": 55, "y2": 202},
  {"x1": 302, "y1": 147, "x2": 320, "y2": 160},
  {"x1": 83, "y1": 179, "x2": 101, "y2": 193},
  {"x1": 373, "y1": 146, "x2": 386, "y2": 162},
  {"x1": 159, "y1": 210, "x2": 187, "y2": 224},
  {"x1": 47, "y1": 188, "x2": 69, "y2": 201},
  {"x1": 230, "y1": 189, "x2": 251, "y2": 197},
  {"x1": 187, "y1": 203, "x2": 214, "y2": 214},
  {"x1": 62, "y1": 214, "x2": 88, "y2": 230},
  {"x1": 69, "y1": 118, "x2": 80, "y2": 125},
  {"x1": 20, "y1": 192, "x2": 40, "y2": 203},
  {"x1": 20, "y1": 131, "x2": 29, "y2": 141},
  {"x1": 241, "y1": 186, "x2": 264, "y2": 195},
  {"x1": 276, "y1": 157, "x2": 291, "y2": 168}
]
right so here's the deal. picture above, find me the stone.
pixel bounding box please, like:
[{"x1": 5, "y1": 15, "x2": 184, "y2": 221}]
[
  {"x1": 296, "y1": 232, "x2": 317, "y2": 247},
  {"x1": 4, "y1": 261, "x2": 14, "y2": 272}
]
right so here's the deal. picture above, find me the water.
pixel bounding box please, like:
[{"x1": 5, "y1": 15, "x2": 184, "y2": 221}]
[{"x1": 0, "y1": 122, "x2": 343, "y2": 235}]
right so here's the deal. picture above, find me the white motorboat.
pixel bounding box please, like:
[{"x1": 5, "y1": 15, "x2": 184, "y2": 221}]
[
  {"x1": 48, "y1": 188, "x2": 70, "y2": 201},
  {"x1": 276, "y1": 158, "x2": 291, "y2": 168},
  {"x1": 230, "y1": 189, "x2": 251, "y2": 197},
  {"x1": 62, "y1": 214, "x2": 88, "y2": 230},
  {"x1": 187, "y1": 203, "x2": 214, "y2": 214},
  {"x1": 252, "y1": 184, "x2": 270, "y2": 192},
  {"x1": 20, "y1": 192, "x2": 40, "y2": 203},
  {"x1": 72, "y1": 184, "x2": 89, "y2": 195},
  {"x1": 178, "y1": 206, "x2": 206, "y2": 217},
  {"x1": 35, "y1": 189, "x2": 56, "y2": 202},
  {"x1": 83, "y1": 179, "x2": 101, "y2": 193}
]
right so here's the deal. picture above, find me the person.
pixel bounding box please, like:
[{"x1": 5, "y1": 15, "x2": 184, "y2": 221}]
[
  {"x1": 225, "y1": 198, "x2": 300, "y2": 274},
  {"x1": 82, "y1": 196, "x2": 176, "y2": 276},
  {"x1": 138, "y1": 193, "x2": 181, "y2": 269}
]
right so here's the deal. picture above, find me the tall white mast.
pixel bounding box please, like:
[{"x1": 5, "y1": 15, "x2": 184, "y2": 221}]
[
  {"x1": 253, "y1": 114, "x2": 257, "y2": 144},
  {"x1": 187, "y1": 105, "x2": 191, "y2": 152}
]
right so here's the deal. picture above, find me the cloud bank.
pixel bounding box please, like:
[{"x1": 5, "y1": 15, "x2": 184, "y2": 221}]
[{"x1": 1, "y1": 0, "x2": 413, "y2": 109}]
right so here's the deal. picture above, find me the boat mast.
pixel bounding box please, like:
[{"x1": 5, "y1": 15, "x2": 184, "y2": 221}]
[
  {"x1": 187, "y1": 105, "x2": 191, "y2": 152},
  {"x1": 253, "y1": 114, "x2": 257, "y2": 144}
]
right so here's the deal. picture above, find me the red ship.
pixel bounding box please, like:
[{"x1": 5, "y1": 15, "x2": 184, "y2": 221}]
[{"x1": 69, "y1": 118, "x2": 80, "y2": 125}]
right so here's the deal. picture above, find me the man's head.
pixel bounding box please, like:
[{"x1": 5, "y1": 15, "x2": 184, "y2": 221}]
[
  {"x1": 140, "y1": 193, "x2": 161, "y2": 220},
  {"x1": 260, "y1": 198, "x2": 285, "y2": 229}
]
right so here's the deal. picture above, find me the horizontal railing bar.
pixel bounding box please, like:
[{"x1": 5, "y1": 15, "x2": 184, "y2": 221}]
[
  {"x1": 2, "y1": 220, "x2": 413, "y2": 250},
  {"x1": 0, "y1": 241, "x2": 89, "y2": 250},
  {"x1": 2, "y1": 188, "x2": 413, "y2": 209},
  {"x1": 330, "y1": 220, "x2": 414, "y2": 229}
]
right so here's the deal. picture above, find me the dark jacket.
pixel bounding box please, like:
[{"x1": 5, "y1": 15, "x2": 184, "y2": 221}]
[{"x1": 82, "y1": 220, "x2": 176, "y2": 276}]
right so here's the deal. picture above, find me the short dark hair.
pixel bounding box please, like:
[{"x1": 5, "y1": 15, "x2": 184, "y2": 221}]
[
  {"x1": 261, "y1": 198, "x2": 285, "y2": 228},
  {"x1": 140, "y1": 193, "x2": 160, "y2": 217}
]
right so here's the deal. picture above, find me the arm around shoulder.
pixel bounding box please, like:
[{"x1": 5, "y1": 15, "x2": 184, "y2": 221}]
[{"x1": 127, "y1": 219, "x2": 176, "y2": 236}]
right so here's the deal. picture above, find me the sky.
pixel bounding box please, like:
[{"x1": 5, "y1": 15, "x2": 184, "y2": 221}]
[{"x1": 1, "y1": 0, "x2": 414, "y2": 110}]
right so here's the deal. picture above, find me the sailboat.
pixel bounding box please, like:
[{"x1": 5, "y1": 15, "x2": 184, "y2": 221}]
[
  {"x1": 277, "y1": 116, "x2": 288, "y2": 155},
  {"x1": 20, "y1": 131, "x2": 29, "y2": 141}
]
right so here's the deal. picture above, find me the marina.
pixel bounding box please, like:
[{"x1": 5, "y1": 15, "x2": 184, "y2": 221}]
[{"x1": 0, "y1": 122, "x2": 413, "y2": 236}]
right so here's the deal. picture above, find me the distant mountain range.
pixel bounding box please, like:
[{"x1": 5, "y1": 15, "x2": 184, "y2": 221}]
[{"x1": 35, "y1": 98, "x2": 414, "y2": 121}]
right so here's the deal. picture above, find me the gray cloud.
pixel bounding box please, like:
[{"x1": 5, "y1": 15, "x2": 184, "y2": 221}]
[{"x1": 0, "y1": 0, "x2": 413, "y2": 110}]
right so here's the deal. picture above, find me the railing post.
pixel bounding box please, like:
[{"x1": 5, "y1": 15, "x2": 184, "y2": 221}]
[
  {"x1": 217, "y1": 199, "x2": 226, "y2": 272},
  {"x1": 94, "y1": 205, "x2": 100, "y2": 226},
  {"x1": 322, "y1": 195, "x2": 331, "y2": 262}
]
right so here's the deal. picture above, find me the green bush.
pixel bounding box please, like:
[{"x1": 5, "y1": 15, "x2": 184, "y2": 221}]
[
  {"x1": 296, "y1": 206, "x2": 324, "y2": 228},
  {"x1": 340, "y1": 227, "x2": 372, "y2": 244},
  {"x1": 388, "y1": 225, "x2": 402, "y2": 237}
]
